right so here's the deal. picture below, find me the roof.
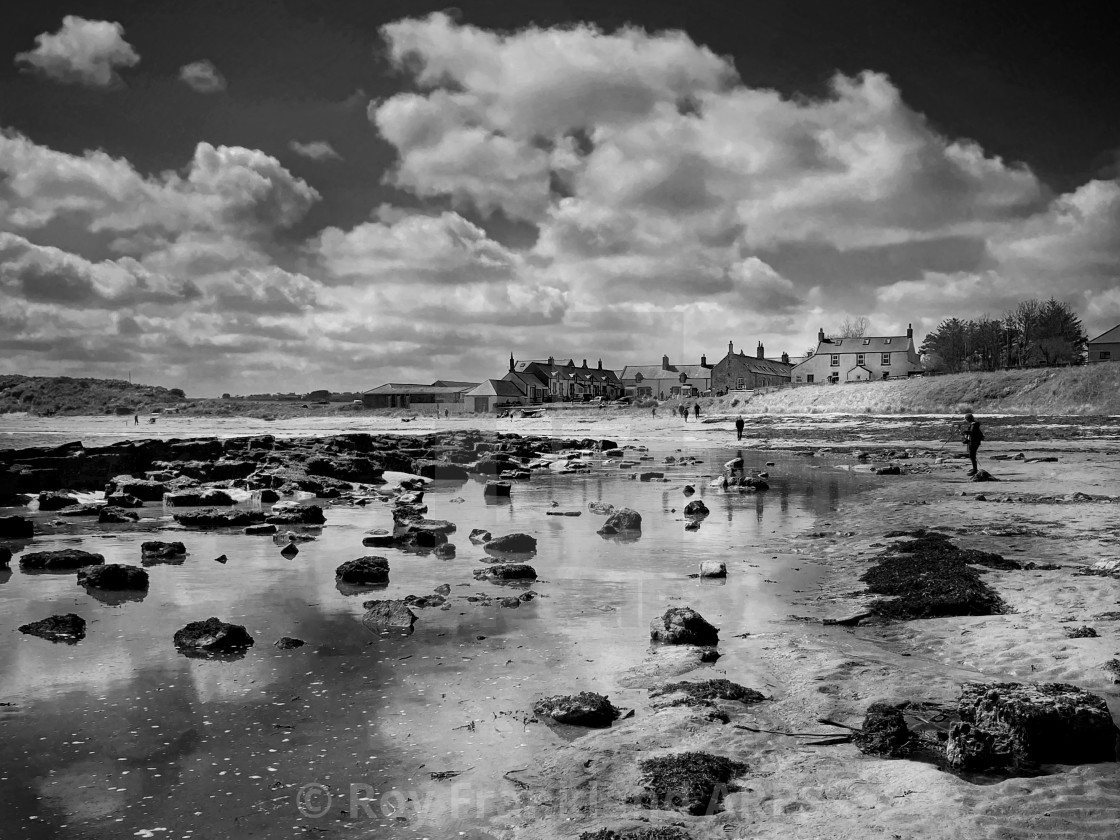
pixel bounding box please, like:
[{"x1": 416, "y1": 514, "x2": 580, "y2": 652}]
[
  {"x1": 1088, "y1": 324, "x2": 1120, "y2": 344},
  {"x1": 502, "y1": 371, "x2": 543, "y2": 392},
  {"x1": 512, "y1": 359, "x2": 621, "y2": 385},
  {"x1": 363, "y1": 383, "x2": 473, "y2": 396},
  {"x1": 466, "y1": 379, "x2": 524, "y2": 398},
  {"x1": 811, "y1": 335, "x2": 911, "y2": 354},
  {"x1": 620, "y1": 363, "x2": 712, "y2": 381},
  {"x1": 847, "y1": 365, "x2": 872, "y2": 374},
  {"x1": 431, "y1": 380, "x2": 479, "y2": 388},
  {"x1": 715, "y1": 352, "x2": 795, "y2": 377}
]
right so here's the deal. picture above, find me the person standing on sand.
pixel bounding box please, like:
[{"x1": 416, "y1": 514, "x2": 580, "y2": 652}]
[
  {"x1": 134, "y1": 414, "x2": 139, "y2": 425},
  {"x1": 680, "y1": 404, "x2": 688, "y2": 422},
  {"x1": 693, "y1": 402, "x2": 700, "y2": 420},
  {"x1": 735, "y1": 415, "x2": 744, "y2": 440},
  {"x1": 962, "y1": 412, "x2": 984, "y2": 475}
]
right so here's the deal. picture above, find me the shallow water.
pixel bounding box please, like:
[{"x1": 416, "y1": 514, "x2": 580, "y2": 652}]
[{"x1": 0, "y1": 436, "x2": 874, "y2": 839}]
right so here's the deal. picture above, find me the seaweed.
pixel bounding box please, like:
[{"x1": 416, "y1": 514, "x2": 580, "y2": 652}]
[{"x1": 636, "y1": 752, "x2": 747, "y2": 815}]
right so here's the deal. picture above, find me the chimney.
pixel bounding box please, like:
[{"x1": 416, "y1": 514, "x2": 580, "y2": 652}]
[
  {"x1": 818, "y1": 327, "x2": 825, "y2": 342},
  {"x1": 757, "y1": 342, "x2": 765, "y2": 359},
  {"x1": 781, "y1": 351, "x2": 789, "y2": 364},
  {"x1": 597, "y1": 358, "x2": 602, "y2": 369},
  {"x1": 509, "y1": 352, "x2": 515, "y2": 372},
  {"x1": 700, "y1": 354, "x2": 707, "y2": 367},
  {"x1": 548, "y1": 356, "x2": 554, "y2": 366},
  {"x1": 728, "y1": 340, "x2": 734, "y2": 355},
  {"x1": 662, "y1": 354, "x2": 670, "y2": 371},
  {"x1": 906, "y1": 323, "x2": 913, "y2": 339},
  {"x1": 582, "y1": 359, "x2": 587, "y2": 368}
]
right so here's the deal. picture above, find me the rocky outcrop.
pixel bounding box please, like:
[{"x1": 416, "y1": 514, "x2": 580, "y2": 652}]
[
  {"x1": 106, "y1": 492, "x2": 144, "y2": 507},
  {"x1": 0, "y1": 515, "x2": 34, "y2": 539},
  {"x1": 0, "y1": 544, "x2": 11, "y2": 567},
  {"x1": 484, "y1": 480, "x2": 512, "y2": 496},
  {"x1": 265, "y1": 504, "x2": 326, "y2": 525},
  {"x1": 275, "y1": 636, "x2": 305, "y2": 650},
  {"x1": 534, "y1": 692, "x2": 621, "y2": 727},
  {"x1": 99, "y1": 506, "x2": 139, "y2": 523},
  {"x1": 650, "y1": 679, "x2": 765, "y2": 706},
  {"x1": 19, "y1": 613, "x2": 86, "y2": 643},
  {"x1": 650, "y1": 607, "x2": 719, "y2": 646},
  {"x1": 336, "y1": 556, "x2": 390, "y2": 585},
  {"x1": 165, "y1": 490, "x2": 235, "y2": 507},
  {"x1": 484, "y1": 533, "x2": 537, "y2": 554},
  {"x1": 417, "y1": 462, "x2": 469, "y2": 481},
  {"x1": 77, "y1": 563, "x2": 149, "y2": 590},
  {"x1": 107, "y1": 478, "x2": 167, "y2": 501},
  {"x1": 362, "y1": 600, "x2": 418, "y2": 630},
  {"x1": 173, "y1": 617, "x2": 255, "y2": 657},
  {"x1": 20, "y1": 549, "x2": 105, "y2": 571},
  {"x1": 468, "y1": 528, "x2": 492, "y2": 544},
  {"x1": 38, "y1": 491, "x2": 79, "y2": 510},
  {"x1": 141, "y1": 541, "x2": 186, "y2": 559},
  {"x1": 173, "y1": 508, "x2": 266, "y2": 529}
]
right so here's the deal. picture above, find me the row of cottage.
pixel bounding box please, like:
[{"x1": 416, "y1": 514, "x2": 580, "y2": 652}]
[{"x1": 363, "y1": 325, "x2": 926, "y2": 413}]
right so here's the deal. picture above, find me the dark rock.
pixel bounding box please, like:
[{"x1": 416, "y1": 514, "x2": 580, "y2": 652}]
[
  {"x1": 0, "y1": 545, "x2": 10, "y2": 567},
  {"x1": 434, "y1": 543, "x2": 456, "y2": 558},
  {"x1": 107, "y1": 479, "x2": 166, "y2": 501},
  {"x1": 336, "y1": 556, "x2": 390, "y2": 585},
  {"x1": 405, "y1": 518, "x2": 456, "y2": 535},
  {"x1": 417, "y1": 462, "x2": 470, "y2": 481},
  {"x1": 970, "y1": 470, "x2": 999, "y2": 482},
  {"x1": 99, "y1": 506, "x2": 139, "y2": 523},
  {"x1": 640, "y1": 472, "x2": 665, "y2": 482},
  {"x1": 174, "y1": 508, "x2": 266, "y2": 529},
  {"x1": 636, "y1": 752, "x2": 746, "y2": 815},
  {"x1": 0, "y1": 515, "x2": 34, "y2": 539},
  {"x1": 682, "y1": 485, "x2": 695, "y2": 496},
  {"x1": 485, "y1": 533, "x2": 537, "y2": 554},
  {"x1": 1065, "y1": 626, "x2": 1098, "y2": 639},
  {"x1": 280, "y1": 543, "x2": 299, "y2": 558},
  {"x1": 650, "y1": 607, "x2": 719, "y2": 646},
  {"x1": 946, "y1": 682, "x2": 1119, "y2": 770},
  {"x1": 683, "y1": 500, "x2": 709, "y2": 518},
  {"x1": 600, "y1": 508, "x2": 642, "y2": 533},
  {"x1": 141, "y1": 541, "x2": 186, "y2": 558},
  {"x1": 1102, "y1": 660, "x2": 1120, "y2": 684},
  {"x1": 244, "y1": 524, "x2": 278, "y2": 535},
  {"x1": 853, "y1": 701, "x2": 912, "y2": 757},
  {"x1": 106, "y1": 492, "x2": 143, "y2": 508},
  {"x1": 77, "y1": 563, "x2": 148, "y2": 590},
  {"x1": 362, "y1": 600, "x2": 417, "y2": 630},
  {"x1": 20, "y1": 549, "x2": 105, "y2": 571},
  {"x1": 474, "y1": 564, "x2": 537, "y2": 581},
  {"x1": 258, "y1": 488, "x2": 280, "y2": 504},
  {"x1": 413, "y1": 529, "x2": 448, "y2": 548},
  {"x1": 38, "y1": 491, "x2": 79, "y2": 511},
  {"x1": 173, "y1": 617, "x2": 255, "y2": 657},
  {"x1": 213, "y1": 554, "x2": 228, "y2": 564},
  {"x1": 265, "y1": 504, "x2": 326, "y2": 525},
  {"x1": 362, "y1": 533, "x2": 402, "y2": 547},
  {"x1": 165, "y1": 490, "x2": 236, "y2": 507},
  {"x1": 874, "y1": 465, "x2": 902, "y2": 475},
  {"x1": 534, "y1": 692, "x2": 621, "y2": 727},
  {"x1": 650, "y1": 679, "x2": 765, "y2": 705},
  {"x1": 468, "y1": 528, "x2": 492, "y2": 544},
  {"x1": 19, "y1": 613, "x2": 86, "y2": 643},
  {"x1": 401, "y1": 593, "x2": 447, "y2": 608},
  {"x1": 484, "y1": 480, "x2": 512, "y2": 496},
  {"x1": 275, "y1": 636, "x2": 305, "y2": 650}
]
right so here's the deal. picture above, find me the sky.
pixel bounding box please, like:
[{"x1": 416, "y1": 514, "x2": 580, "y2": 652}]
[{"x1": 1, "y1": 1, "x2": 1118, "y2": 396}]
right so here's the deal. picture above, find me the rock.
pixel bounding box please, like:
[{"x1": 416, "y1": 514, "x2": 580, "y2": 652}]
[
  {"x1": 484, "y1": 480, "x2": 512, "y2": 496},
  {"x1": 684, "y1": 521, "x2": 701, "y2": 532},
  {"x1": 683, "y1": 500, "x2": 709, "y2": 518},
  {"x1": 141, "y1": 541, "x2": 186, "y2": 559},
  {"x1": 57, "y1": 503, "x2": 104, "y2": 517},
  {"x1": 434, "y1": 543, "x2": 456, "y2": 558},
  {"x1": 946, "y1": 682, "x2": 1119, "y2": 770},
  {"x1": 639, "y1": 472, "x2": 665, "y2": 482},
  {"x1": 275, "y1": 637, "x2": 305, "y2": 650},
  {"x1": 174, "y1": 508, "x2": 266, "y2": 529},
  {"x1": 213, "y1": 554, "x2": 228, "y2": 564},
  {"x1": 173, "y1": 617, "x2": 255, "y2": 657},
  {"x1": 20, "y1": 549, "x2": 105, "y2": 571},
  {"x1": 1084, "y1": 559, "x2": 1120, "y2": 578},
  {"x1": 258, "y1": 488, "x2": 280, "y2": 503},
  {"x1": 336, "y1": 556, "x2": 390, "y2": 585},
  {"x1": 244, "y1": 524, "x2": 278, "y2": 535},
  {"x1": 874, "y1": 465, "x2": 902, "y2": 475},
  {"x1": 37, "y1": 491, "x2": 79, "y2": 511},
  {"x1": 600, "y1": 508, "x2": 642, "y2": 533},
  {"x1": 280, "y1": 543, "x2": 299, "y2": 558},
  {"x1": 650, "y1": 679, "x2": 765, "y2": 705},
  {"x1": 0, "y1": 545, "x2": 10, "y2": 567},
  {"x1": 698, "y1": 560, "x2": 726, "y2": 578},
  {"x1": 402, "y1": 593, "x2": 447, "y2": 608},
  {"x1": 1102, "y1": 660, "x2": 1120, "y2": 684},
  {"x1": 99, "y1": 506, "x2": 139, "y2": 523},
  {"x1": 77, "y1": 563, "x2": 148, "y2": 590},
  {"x1": 265, "y1": 504, "x2": 326, "y2": 525},
  {"x1": 468, "y1": 528, "x2": 492, "y2": 544},
  {"x1": 274, "y1": 531, "x2": 316, "y2": 544},
  {"x1": 1064, "y1": 626, "x2": 1098, "y2": 639},
  {"x1": 19, "y1": 613, "x2": 86, "y2": 643},
  {"x1": 485, "y1": 533, "x2": 537, "y2": 554},
  {"x1": 970, "y1": 470, "x2": 999, "y2": 482},
  {"x1": 853, "y1": 702, "x2": 912, "y2": 757},
  {"x1": 474, "y1": 564, "x2": 537, "y2": 581},
  {"x1": 534, "y1": 692, "x2": 621, "y2": 727},
  {"x1": 413, "y1": 529, "x2": 448, "y2": 548},
  {"x1": 650, "y1": 607, "x2": 719, "y2": 646},
  {"x1": 362, "y1": 600, "x2": 418, "y2": 630},
  {"x1": 682, "y1": 484, "x2": 695, "y2": 496},
  {"x1": 434, "y1": 584, "x2": 451, "y2": 596},
  {"x1": 362, "y1": 533, "x2": 402, "y2": 547},
  {"x1": 165, "y1": 490, "x2": 236, "y2": 507},
  {"x1": 0, "y1": 515, "x2": 34, "y2": 539},
  {"x1": 406, "y1": 518, "x2": 457, "y2": 535},
  {"x1": 636, "y1": 752, "x2": 746, "y2": 815},
  {"x1": 417, "y1": 462, "x2": 470, "y2": 481},
  {"x1": 107, "y1": 479, "x2": 166, "y2": 501},
  {"x1": 588, "y1": 501, "x2": 615, "y2": 515}
]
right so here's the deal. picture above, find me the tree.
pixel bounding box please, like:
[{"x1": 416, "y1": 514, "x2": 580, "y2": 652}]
[
  {"x1": 1004, "y1": 298, "x2": 1086, "y2": 367},
  {"x1": 830, "y1": 316, "x2": 870, "y2": 339},
  {"x1": 169, "y1": 388, "x2": 186, "y2": 399}
]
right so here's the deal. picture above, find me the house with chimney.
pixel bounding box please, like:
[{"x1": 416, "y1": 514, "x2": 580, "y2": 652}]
[
  {"x1": 501, "y1": 355, "x2": 623, "y2": 402},
  {"x1": 791, "y1": 325, "x2": 925, "y2": 384},
  {"x1": 711, "y1": 341, "x2": 795, "y2": 392},
  {"x1": 618, "y1": 355, "x2": 713, "y2": 399}
]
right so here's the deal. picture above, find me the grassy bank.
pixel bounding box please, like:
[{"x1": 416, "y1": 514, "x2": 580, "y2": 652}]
[{"x1": 698, "y1": 365, "x2": 1120, "y2": 416}]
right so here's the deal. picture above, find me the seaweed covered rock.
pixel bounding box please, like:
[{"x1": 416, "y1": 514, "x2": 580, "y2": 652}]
[
  {"x1": 650, "y1": 607, "x2": 718, "y2": 646},
  {"x1": 534, "y1": 692, "x2": 621, "y2": 727},
  {"x1": 474, "y1": 563, "x2": 537, "y2": 581},
  {"x1": 484, "y1": 533, "x2": 536, "y2": 554},
  {"x1": 637, "y1": 752, "x2": 746, "y2": 815},
  {"x1": 38, "y1": 491, "x2": 79, "y2": 511},
  {"x1": 650, "y1": 679, "x2": 765, "y2": 706},
  {"x1": 165, "y1": 490, "x2": 235, "y2": 507},
  {"x1": 173, "y1": 618, "x2": 254, "y2": 657},
  {"x1": 274, "y1": 636, "x2": 305, "y2": 650},
  {"x1": 77, "y1": 563, "x2": 148, "y2": 591},
  {"x1": 579, "y1": 829, "x2": 692, "y2": 840},
  {"x1": 141, "y1": 541, "x2": 186, "y2": 559},
  {"x1": 853, "y1": 701, "x2": 912, "y2": 757},
  {"x1": 945, "y1": 682, "x2": 1119, "y2": 771},
  {"x1": 99, "y1": 506, "x2": 139, "y2": 523},
  {"x1": 683, "y1": 500, "x2": 709, "y2": 518},
  {"x1": 265, "y1": 504, "x2": 326, "y2": 525},
  {"x1": 600, "y1": 508, "x2": 642, "y2": 533},
  {"x1": 362, "y1": 600, "x2": 418, "y2": 630},
  {"x1": 336, "y1": 556, "x2": 389, "y2": 585},
  {"x1": 861, "y1": 550, "x2": 1007, "y2": 619},
  {"x1": 19, "y1": 613, "x2": 86, "y2": 643},
  {"x1": 174, "y1": 508, "x2": 266, "y2": 529},
  {"x1": 20, "y1": 549, "x2": 105, "y2": 571}
]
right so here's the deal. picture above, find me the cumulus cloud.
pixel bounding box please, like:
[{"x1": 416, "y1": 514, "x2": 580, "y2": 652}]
[
  {"x1": 15, "y1": 16, "x2": 139, "y2": 88},
  {"x1": 289, "y1": 140, "x2": 342, "y2": 161},
  {"x1": 179, "y1": 59, "x2": 227, "y2": 93}
]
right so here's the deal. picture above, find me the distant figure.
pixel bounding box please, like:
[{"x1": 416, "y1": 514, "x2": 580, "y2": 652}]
[
  {"x1": 149, "y1": 416, "x2": 156, "y2": 424},
  {"x1": 680, "y1": 404, "x2": 688, "y2": 422},
  {"x1": 961, "y1": 412, "x2": 984, "y2": 475},
  {"x1": 651, "y1": 407, "x2": 657, "y2": 417},
  {"x1": 134, "y1": 414, "x2": 139, "y2": 425},
  {"x1": 693, "y1": 403, "x2": 700, "y2": 420},
  {"x1": 444, "y1": 409, "x2": 449, "y2": 418},
  {"x1": 735, "y1": 415, "x2": 745, "y2": 440}
]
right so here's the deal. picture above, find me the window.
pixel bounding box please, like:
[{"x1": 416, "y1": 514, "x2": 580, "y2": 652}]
[
  {"x1": 830, "y1": 354, "x2": 839, "y2": 366},
  {"x1": 806, "y1": 374, "x2": 814, "y2": 383},
  {"x1": 1102, "y1": 351, "x2": 1112, "y2": 360},
  {"x1": 862, "y1": 338, "x2": 870, "y2": 345},
  {"x1": 795, "y1": 375, "x2": 802, "y2": 382},
  {"x1": 857, "y1": 353, "x2": 865, "y2": 366},
  {"x1": 884, "y1": 338, "x2": 892, "y2": 344},
  {"x1": 881, "y1": 353, "x2": 891, "y2": 366},
  {"x1": 736, "y1": 377, "x2": 744, "y2": 389}
]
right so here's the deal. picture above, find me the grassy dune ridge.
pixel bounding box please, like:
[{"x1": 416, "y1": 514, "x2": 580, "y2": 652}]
[{"x1": 706, "y1": 365, "x2": 1120, "y2": 416}]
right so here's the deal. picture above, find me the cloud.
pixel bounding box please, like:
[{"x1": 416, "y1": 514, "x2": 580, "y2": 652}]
[
  {"x1": 15, "y1": 16, "x2": 139, "y2": 88},
  {"x1": 179, "y1": 59, "x2": 227, "y2": 93},
  {"x1": 289, "y1": 140, "x2": 342, "y2": 162}
]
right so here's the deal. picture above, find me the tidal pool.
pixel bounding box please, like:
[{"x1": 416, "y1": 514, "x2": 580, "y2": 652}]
[{"x1": 0, "y1": 442, "x2": 869, "y2": 839}]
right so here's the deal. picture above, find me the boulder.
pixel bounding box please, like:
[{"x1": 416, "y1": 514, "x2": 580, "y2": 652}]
[
  {"x1": 650, "y1": 679, "x2": 765, "y2": 706},
  {"x1": 945, "y1": 682, "x2": 1118, "y2": 770},
  {"x1": 280, "y1": 543, "x2": 300, "y2": 558},
  {"x1": 99, "y1": 506, "x2": 139, "y2": 524},
  {"x1": 275, "y1": 637, "x2": 305, "y2": 650},
  {"x1": 141, "y1": 541, "x2": 186, "y2": 559},
  {"x1": 637, "y1": 752, "x2": 746, "y2": 816},
  {"x1": 468, "y1": 528, "x2": 492, "y2": 544},
  {"x1": 107, "y1": 479, "x2": 166, "y2": 502},
  {"x1": 683, "y1": 500, "x2": 709, "y2": 518},
  {"x1": 485, "y1": 532, "x2": 538, "y2": 554},
  {"x1": 77, "y1": 563, "x2": 148, "y2": 590},
  {"x1": 336, "y1": 556, "x2": 390, "y2": 585},
  {"x1": 853, "y1": 702, "x2": 912, "y2": 757},
  {"x1": 587, "y1": 501, "x2": 615, "y2": 515},
  {"x1": 698, "y1": 560, "x2": 726, "y2": 578},
  {"x1": 474, "y1": 564, "x2": 537, "y2": 581},
  {"x1": 639, "y1": 472, "x2": 665, "y2": 482},
  {"x1": 174, "y1": 508, "x2": 266, "y2": 529},
  {"x1": 874, "y1": 465, "x2": 902, "y2": 476},
  {"x1": 434, "y1": 543, "x2": 456, "y2": 558},
  {"x1": 258, "y1": 488, "x2": 280, "y2": 504},
  {"x1": 362, "y1": 533, "x2": 403, "y2": 548},
  {"x1": 600, "y1": 508, "x2": 642, "y2": 533},
  {"x1": 484, "y1": 480, "x2": 512, "y2": 496},
  {"x1": 19, "y1": 613, "x2": 86, "y2": 643},
  {"x1": 417, "y1": 462, "x2": 470, "y2": 481},
  {"x1": 37, "y1": 491, "x2": 79, "y2": 511},
  {"x1": 20, "y1": 549, "x2": 105, "y2": 571},
  {"x1": 650, "y1": 607, "x2": 719, "y2": 646},
  {"x1": 265, "y1": 504, "x2": 326, "y2": 525},
  {"x1": 362, "y1": 600, "x2": 418, "y2": 630},
  {"x1": 413, "y1": 529, "x2": 448, "y2": 548},
  {"x1": 0, "y1": 515, "x2": 34, "y2": 539},
  {"x1": 534, "y1": 692, "x2": 621, "y2": 727},
  {"x1": 0, "y1": 544, "x2": 10, "y2": 567},
  {"x1": 405, "y1": 518, "x2": 457, "y2": 535},
  {"x1": 173, "y1": 617, "x2": 255, "y2": 656}
]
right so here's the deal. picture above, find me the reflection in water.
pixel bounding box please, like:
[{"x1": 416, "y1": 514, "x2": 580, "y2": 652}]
[
  {"x1": 81, "y1": 585, "x2": 148, "y2": 606},
  {"x1": 0, "y1": 442, "x2": 868, "y2": 838}
]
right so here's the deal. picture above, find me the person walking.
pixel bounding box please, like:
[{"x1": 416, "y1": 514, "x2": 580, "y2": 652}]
[
  {"x1": 961, "y1": 412, "x2": 984, "y2": 475},
  {"x1": 735, "y1": 415, "x2": 745, "y2": 440},
  {"x1": 693, "y1": 402, "x2": 700, "y2": 420},
  {"x1": 680, "y1": 404, "x2": 688, "y2": 422}
]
